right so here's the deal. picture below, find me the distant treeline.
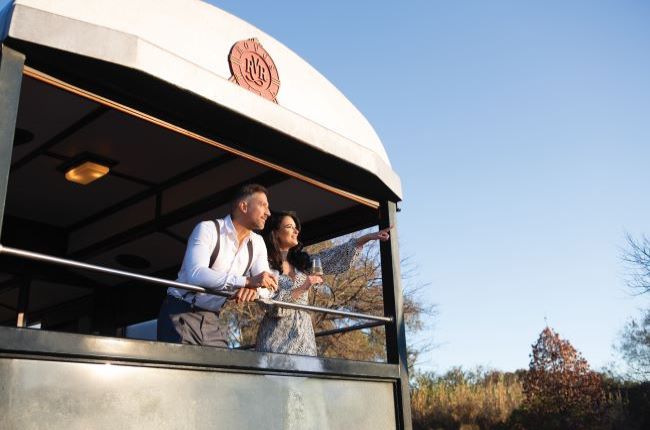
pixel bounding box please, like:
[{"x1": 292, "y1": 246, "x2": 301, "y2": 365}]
[{"x1": 410, "y1": 367, "x2": 650, "y2": 430}]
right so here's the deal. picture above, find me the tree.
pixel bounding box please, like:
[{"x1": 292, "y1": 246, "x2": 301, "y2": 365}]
[
  {"x1": 310, "y1": 239, "x2": 435, "y2": 364},
  {"x1": 220, "y1": 233, "x2": 435, "y2": 365},
  {"x1": 622, "y1": 234, "x2": 650, "y2": 294},
  {"x1": 618, "y1": 234, "x2": 650, "y2": 380},
  {"x1": 519, "y1": 327, "x2": 606, "y2": 429},
  {"x1": 619, "y1": 309, "x2": 650, "y2": 381}
]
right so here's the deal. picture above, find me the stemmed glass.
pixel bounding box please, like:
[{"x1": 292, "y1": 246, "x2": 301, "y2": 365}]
[
  {"x1": 311, "y1": 257, "x2": 326, "y2": 293},
  {"x1": 310, "y1": 257, "x2": 323, "y2": 276}
]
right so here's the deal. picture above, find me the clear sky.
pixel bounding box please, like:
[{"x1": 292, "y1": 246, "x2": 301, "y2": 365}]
[{"x1": 208, "y1": 0, "x2": 650, "y2": 373}]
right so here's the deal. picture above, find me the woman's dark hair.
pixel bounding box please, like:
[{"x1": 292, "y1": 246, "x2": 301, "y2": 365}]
[{"x1": 262, "y1": 211, "x2": 311, "y2": 273}]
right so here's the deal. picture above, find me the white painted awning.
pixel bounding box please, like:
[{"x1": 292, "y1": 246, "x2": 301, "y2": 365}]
[{"x1": 7, "y1": 0, "x2": 402, "y2": 199}]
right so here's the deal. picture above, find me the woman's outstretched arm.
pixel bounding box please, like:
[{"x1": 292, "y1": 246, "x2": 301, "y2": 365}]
[{"x1": 315, "y1": 226, "x2": 393, "y2": 274}]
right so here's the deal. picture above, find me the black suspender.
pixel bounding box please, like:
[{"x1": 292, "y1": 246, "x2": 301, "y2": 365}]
[
  {"x1": 209, "y1": 220, "x2": 221, "y2": 268},
  {"x1": 209, "y1": 220, "x2": 254, "y2": 277},
  {"x1": 244, "y1": 240, "x2": 254, "y2": 277}
]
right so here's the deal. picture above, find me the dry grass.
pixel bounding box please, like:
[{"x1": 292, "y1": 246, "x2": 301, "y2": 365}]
[{"x1": 411, "y1": 368, "x2": 524, "y2": 430}]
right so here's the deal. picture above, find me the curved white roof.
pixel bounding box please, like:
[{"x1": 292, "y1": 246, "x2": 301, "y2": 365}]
[{"x1": 8, "y1": 0, "x2": 402, "y2": 199}]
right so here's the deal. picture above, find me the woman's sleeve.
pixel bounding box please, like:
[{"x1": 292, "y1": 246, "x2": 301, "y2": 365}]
[
  {"x1": 274, "y1": 274, "x2": 308, "y2": 302},
  {"x1": 314, "y1": 239, "x2": 361, "y2": 275}
]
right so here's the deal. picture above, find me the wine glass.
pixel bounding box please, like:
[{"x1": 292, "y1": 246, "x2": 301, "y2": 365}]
[
  {"x1": 311, "y1": 257, "x2": 323, "y2": 276},
  {"x1": 310, "y1": 257, "x2": 326, "y2": 293}
]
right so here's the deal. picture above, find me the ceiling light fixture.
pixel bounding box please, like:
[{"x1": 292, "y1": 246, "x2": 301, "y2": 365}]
[
  {"x1": 65, "y1": 161, "x2": 109, "y2": 185},
  {"x1": 59, "y1": 153, "x2": 116, "y2": 185}
]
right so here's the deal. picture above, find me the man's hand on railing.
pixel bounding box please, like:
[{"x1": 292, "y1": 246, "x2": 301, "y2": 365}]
[{"x1": 231, "y1": 286, "x2": 259, "y2": 304}]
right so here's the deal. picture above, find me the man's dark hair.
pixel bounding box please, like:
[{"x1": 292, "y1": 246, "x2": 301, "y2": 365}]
[{"x1": 230, "y1": 183, "x2": 268, "y2": 214}]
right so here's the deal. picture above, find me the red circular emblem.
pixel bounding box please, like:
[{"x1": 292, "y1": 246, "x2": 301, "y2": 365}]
[{"x1": 228, "y1": 39, "x2": 280, "y2": 103}]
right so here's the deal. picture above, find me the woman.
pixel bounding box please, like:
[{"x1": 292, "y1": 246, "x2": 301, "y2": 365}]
[{"x1": 255, "y1": 211, "x2": 391, "y2": 356}]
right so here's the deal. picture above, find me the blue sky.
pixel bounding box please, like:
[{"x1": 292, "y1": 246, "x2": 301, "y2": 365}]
[{"x1": 209, "y1": 1, "x2": 650, "y2": 373}]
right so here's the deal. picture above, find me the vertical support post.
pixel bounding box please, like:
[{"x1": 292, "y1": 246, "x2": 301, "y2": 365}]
[
  {"x1": 0, "y1": 44, "x2": 25, "y2": 240},
  {"x1": 380, "y1": 201, "x2": 412, "y2": 430},
  {"x1": 16, "y1": 276, "x2": 30, "y2": 327}
]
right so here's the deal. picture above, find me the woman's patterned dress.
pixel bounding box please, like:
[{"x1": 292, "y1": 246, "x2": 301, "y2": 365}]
[{"x1": 255, "y1": 239, "x2": 361, "y2": 356}]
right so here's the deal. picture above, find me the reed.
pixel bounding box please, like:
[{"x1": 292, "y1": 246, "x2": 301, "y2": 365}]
[{"x1": 411, "y1": 368, "x2": 524, "y2": 430}]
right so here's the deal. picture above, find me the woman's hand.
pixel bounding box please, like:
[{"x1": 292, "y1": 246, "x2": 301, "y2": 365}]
[
  {"x1": 356, "y1": 226, "x2": 393, "y2": 247},
  {"x1": 373, "y1": 226, "x2": 392, "y2": 241},
  {"x1": 289, "y1": 275, "x2": 323, "y2": 300},
  {"x1": 302, "y1": 275, "x2": 323, "y2": 289}
]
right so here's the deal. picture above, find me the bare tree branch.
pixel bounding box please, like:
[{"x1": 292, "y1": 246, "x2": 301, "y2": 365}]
[{"x1": 622, "y1": 233, "x2": 650, "y2": 294}]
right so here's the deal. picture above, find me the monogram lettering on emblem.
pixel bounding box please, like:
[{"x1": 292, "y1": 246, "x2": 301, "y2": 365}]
[{"x1": 245, "y1": 57, "x2": 267, "y2": 86}]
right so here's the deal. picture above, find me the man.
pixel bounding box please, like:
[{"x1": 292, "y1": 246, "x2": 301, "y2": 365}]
[{"x1": 157, "y1": 184, "x2": 278, "y2": 347}]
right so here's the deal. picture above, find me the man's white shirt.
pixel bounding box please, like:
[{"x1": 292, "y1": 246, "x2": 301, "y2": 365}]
[{"x1": 167, "y1": 215, "x2": 271, "y2": 311}]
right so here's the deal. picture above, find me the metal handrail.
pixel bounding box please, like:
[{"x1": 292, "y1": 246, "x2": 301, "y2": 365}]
[
  {"x1": 236, "y1": 320, "x2": 386, "y2": 350},
  {"x1": 0, "y1": 244, "x2": 393, "y2": 323},
  {"x1": 314, "y1": 320, "x2": 385, "y2": 338}
]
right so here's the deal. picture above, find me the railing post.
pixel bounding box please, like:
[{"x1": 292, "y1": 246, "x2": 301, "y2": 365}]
[
  {"x1": 16, "y1": 276, "x2": 30, "y2": 327},
  {"x1": 380, "y1": 201, "x2": 412, "y2": 430},
  {"x1": 0, "y1": 45, "x2": 25, "y2": 240}
]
